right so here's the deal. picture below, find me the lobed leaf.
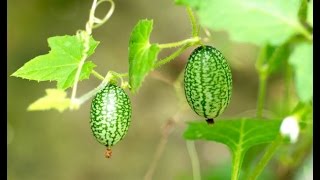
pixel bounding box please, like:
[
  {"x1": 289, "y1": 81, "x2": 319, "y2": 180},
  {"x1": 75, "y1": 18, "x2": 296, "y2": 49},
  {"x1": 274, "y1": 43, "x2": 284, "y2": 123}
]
[
  {"x1": 11, "y1": 35, "x2": 99, "y2": 89},
  {"x1": 28, "y1": 89, "x2": 71, "y2": 112}
]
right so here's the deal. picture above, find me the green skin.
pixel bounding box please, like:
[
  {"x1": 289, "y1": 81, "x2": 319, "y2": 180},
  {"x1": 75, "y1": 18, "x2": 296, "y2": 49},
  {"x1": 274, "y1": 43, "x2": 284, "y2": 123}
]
[
  {"x1": 184, "y1": 45, "x2": 232, "y2": 120},
  {"x1": 90, "y1": 84, "x2": 132, "y2": 147}
]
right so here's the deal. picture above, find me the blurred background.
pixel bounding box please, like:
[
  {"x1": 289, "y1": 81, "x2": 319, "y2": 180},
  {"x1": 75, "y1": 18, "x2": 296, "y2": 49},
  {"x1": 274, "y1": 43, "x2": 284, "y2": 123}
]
[{"x1": 8, "y1": 0, "x2": 299, "y2": 179}]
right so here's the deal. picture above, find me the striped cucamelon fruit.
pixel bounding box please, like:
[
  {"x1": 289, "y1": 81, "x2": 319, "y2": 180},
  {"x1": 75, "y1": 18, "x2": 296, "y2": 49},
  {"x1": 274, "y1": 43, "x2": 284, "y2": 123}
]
[
  {"x1": 90, "y1": 83, "x2": 132, "y2": 158},
  {"x1": 184, "y1": 45, "x2": 232, "y2": 124}
]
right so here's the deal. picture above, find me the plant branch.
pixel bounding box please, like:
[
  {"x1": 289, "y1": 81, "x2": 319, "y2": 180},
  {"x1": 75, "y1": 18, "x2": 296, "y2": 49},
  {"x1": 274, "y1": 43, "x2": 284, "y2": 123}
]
[
  {"x1": 255, "y1": 45, "x2": 269, "y2": 118},
  {"x1": 144, "y1": 117, "x2": 176, "y2": 180},
  {"x1": 256, "y1": 74, "x2": 268, "y2": 118}
]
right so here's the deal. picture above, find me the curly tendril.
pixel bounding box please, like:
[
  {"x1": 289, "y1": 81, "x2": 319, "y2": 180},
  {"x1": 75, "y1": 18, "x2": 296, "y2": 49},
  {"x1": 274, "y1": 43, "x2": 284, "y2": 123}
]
[{"x1": 70, "y1": 0, "x2": 115, "y2": 110}]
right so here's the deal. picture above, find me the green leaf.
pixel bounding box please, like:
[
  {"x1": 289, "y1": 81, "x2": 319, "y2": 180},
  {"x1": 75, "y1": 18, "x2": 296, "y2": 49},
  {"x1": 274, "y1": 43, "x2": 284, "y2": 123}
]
[
  {"x1": 289, "y1": 42, "x2": 312, "y2": 102},
  {"x1": 298, "y1": 0, "x2": 308, "y2": 22},
  {"x1": 11, "y1": 35, "x2": 99, "y2": 89},
  {"x1": 128, "y1": 19, "x2": 160, "y2": 93},
  {"x1": 266, "y1": 43, "x2": 291, "y2": 75},
  {"x1": 307, "y1": 0, "x2": 313, "y2": 26},
  {"x1": 184, "y1": 118, "x2": 282, "y2": 178},
  {"x1": 28, "y1": 89, "x2": 71, "y2": 112},
  {"x1": 184, "y1": 118, "x2": 282, "y2": 152},
  {"x1": 176, "y1": 0, "x2": 306, "y2": 46}
]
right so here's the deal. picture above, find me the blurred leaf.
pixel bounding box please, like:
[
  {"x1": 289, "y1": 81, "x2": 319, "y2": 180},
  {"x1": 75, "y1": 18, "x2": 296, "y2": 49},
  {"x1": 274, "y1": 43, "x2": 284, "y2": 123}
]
[
  {"x1": 256, "y1": 43, "x2": 290, "y2": 75},
  {"x1": 28, "y1": 89, "x2": 71, "y2": 112},
  {"x1": 128, "y1": 19, "x2": 160, "y2": 93},
  {"x1": 203, "y1": 162, "x2": 276, "y2": 180},
  {"x1": 184, "y1": 118, "x2": 282, "y2": 152},
  {"x1": 291, "y1": 102, "x2": 313, "y2": 131},
  {"x1": 176, "y1": 0, "x2": 305, "y2": 46},
  {"x1": 241, "y1": 144, "x2": 267, "y2": 175},
  {"x1": 307, "y1": 0, "x2": 313, "y2": 26},
  {"x1": 289, "y1": 42, "x2": 312, "y2": 102},
  {"x1": 294, "y1": 151, "x2": 313, "y2": 180},
  {"x1": 298, "y1": 0, "x2": 308, "y2": 21},
  {"x1": 11, "y1": 35, "x2": 99, "y2": 89},
  {"x1": 266, "y1": 42, "x2": 291, "y2": 75},
  {"x1": 203, "y1": 163, "x2": 231, "y2": 180}
]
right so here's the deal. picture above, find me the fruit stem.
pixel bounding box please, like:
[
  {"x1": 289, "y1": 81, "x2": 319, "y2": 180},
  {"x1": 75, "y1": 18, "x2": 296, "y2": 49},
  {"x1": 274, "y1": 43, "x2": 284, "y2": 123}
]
[
  {"x1": 186, "y1": 7, "x2": 199, "y2": 37},
  {"x1": 158, "y1": 37, "x2": 200, "y2": 49},
  {"x1": 76, "y1": 79, "x2": 109, "y2": 105},
  {"x1": 92, "y1": 70, "x2": 104, "y2": 80},
  {"x1": 155, "y1": 45, "x2": 189, "y2": 68}
]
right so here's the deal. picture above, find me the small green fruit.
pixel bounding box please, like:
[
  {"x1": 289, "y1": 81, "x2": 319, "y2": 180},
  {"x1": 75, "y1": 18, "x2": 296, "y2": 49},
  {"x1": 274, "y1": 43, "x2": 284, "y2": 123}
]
[
  {"x1": 90, "y1": 83, "x2": 132, "y2": 150},
  {"x1": 184, "y1": 45, "x2": 232, "y2": 124}
]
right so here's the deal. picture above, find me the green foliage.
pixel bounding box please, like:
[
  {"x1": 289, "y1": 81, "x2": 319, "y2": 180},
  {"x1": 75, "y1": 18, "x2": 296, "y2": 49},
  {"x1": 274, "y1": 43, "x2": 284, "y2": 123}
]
[
  {"x1": 175, "y1": 0, "x2": 309, "y2": 46},
  {"x1": 307, "y1": 0, "x2": 313, "y2": 26},
  {"x1": 10, "y1": 0, "x2": 313, "y2": 179},
  {"x1": 256, "y1": 42, "x2": 291, "y2": 77},
  {"x1": 11, "y1": 35, "x2": 99, "y2": 89},
  {"x1": 184, "y1": 118, "x2": 281, "y2": 153},
  {"x1": 289, "y1": 42, "x2": 313, "y2": 102},
  {"x1": 184, "y1": 118, "x2": 282, "y2": 179},
  {"x1": 128, "y1": 19, "x2": 160, "y2": 93},
  {"x1": 28, "y1": 89, "x2": 71, "y2": 112},
  {"x1": 298, "y1": 0, "x2": 308, "y2": 21}
]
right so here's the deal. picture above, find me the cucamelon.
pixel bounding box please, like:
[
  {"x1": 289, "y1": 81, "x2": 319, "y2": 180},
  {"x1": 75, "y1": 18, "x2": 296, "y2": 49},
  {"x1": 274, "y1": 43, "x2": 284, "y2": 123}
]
[
  {"x1": 90, "y1": 83, "x2": 132, "y2": 158},
  {"x1": 184, "y1": 45, "x2": 232, "y2": 124}
]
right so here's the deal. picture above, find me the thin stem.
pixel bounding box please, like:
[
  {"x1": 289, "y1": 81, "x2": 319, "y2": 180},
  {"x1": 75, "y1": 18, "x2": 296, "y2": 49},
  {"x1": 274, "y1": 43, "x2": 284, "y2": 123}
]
[
  {"x1": 70, "y1": 32, "x2": 91, "y2": 108},
  {"x1": 297, "y1": 24, "x2": 312, "y2": 42},
  {"x1": 248, "y1": 136, "x2": 283, "y2": 180},
  {"x1": 70, "y1": 0, "x2": 115, "y2": 109},
  {"x1": 158, "y1": 37, "x2": 200, "y2": 49},
  {"x1": 144, "y1": 116, "x2": 178, "y2": 180},
  {"x1": 186, "y1": 7, "x2": 198, "y2": 37},
  {"x1": 186, "y1": 141, "x2": 201, "y2": 180},
  {"x1": 109, "y1": 71, "x2": 128, "y2": 78},
  {"x1": 77, "y1": 80, "x2": 109, "y2": 105},
  {"x1": 70, "y1": 0, "x2": 97, "y2": 108},
  {"x1": 283, "y1": 64, "x2": 292, "y2": 115},
  {"x1": 256, "y1": 74, "x2": 267, "y2": 118},
  {"x1": 155, "y1": 45, "x2": 189, "y2": 68},
  {"x1": 144, "y1": 135, "x2": 168, "y2": 180},
  {"x1": 92, "y1": 70, "x2": 104, "y2": 80}
]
